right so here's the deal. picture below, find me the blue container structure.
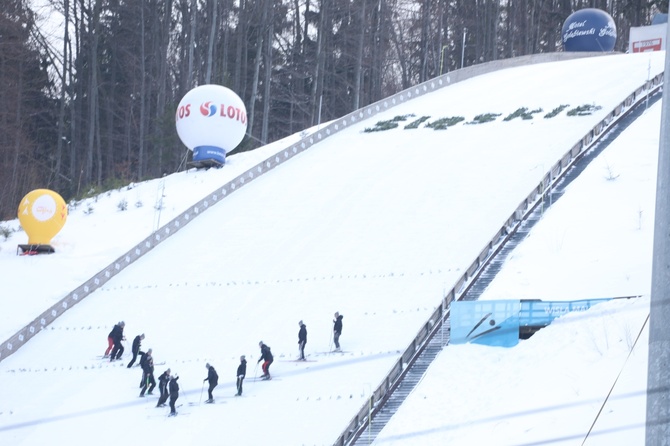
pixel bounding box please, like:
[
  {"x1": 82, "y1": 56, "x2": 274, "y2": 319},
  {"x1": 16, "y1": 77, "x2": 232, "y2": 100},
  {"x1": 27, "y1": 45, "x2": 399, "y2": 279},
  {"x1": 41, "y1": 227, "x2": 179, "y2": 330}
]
[{"x1": 562, "y1": 8, "x2": 617, "y2": 52}]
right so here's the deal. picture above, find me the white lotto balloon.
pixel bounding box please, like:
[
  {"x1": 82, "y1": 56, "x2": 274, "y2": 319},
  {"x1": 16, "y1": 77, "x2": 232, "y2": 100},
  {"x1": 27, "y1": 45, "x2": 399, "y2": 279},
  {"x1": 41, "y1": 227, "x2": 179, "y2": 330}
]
[{"x1": 175, "y1": 84, "x2": 247, "y2": 164}]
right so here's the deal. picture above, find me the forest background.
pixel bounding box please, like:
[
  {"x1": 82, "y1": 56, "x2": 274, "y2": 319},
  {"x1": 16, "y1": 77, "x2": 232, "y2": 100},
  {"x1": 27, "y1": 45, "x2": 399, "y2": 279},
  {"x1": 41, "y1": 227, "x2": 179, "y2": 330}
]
[{"x1": 0, "y1": 0, "x2": 666, "y2": 220}]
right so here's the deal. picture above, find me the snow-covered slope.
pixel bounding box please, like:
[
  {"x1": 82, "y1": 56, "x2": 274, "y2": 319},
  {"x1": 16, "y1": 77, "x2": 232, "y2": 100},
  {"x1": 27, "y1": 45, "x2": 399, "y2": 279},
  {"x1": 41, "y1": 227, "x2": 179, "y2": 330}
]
[{"x1": 0, "y1": 51, "x2": 663, "y2": 446}]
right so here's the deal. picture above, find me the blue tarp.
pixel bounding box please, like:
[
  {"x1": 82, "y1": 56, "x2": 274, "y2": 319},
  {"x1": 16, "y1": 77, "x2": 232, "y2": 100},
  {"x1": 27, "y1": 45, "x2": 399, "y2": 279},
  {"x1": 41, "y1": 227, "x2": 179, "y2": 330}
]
[
  {"x1": 451, "y1": 298, "x2": 612, "y2": 348},
  {"x1": 451, "y1": 300, "x2": 521, "y2": 347},
  {"x1": 518, "y1": 298, "x2": 612, "y2": 329}
]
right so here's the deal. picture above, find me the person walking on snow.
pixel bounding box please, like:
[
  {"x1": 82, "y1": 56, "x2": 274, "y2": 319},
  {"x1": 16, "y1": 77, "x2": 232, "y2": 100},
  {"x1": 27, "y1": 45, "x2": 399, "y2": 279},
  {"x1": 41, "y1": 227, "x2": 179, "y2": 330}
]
[
  {"x1": 333, "y1": 312, "x2": 343, "y2": 352},
  {"x1": 139, "y1": 349, "x2": 156, "y2": 397},
  {"x1": 127, "y1": 333, "x2": 145, "y2": 368},
  {"x1": 168, "y1": 374, "x2": 180, "y2": 416},
  {"x1": 203, "y1": 363, "x2": 218, "y2": 403},
  {"x1": 236, "y1": 355, "x2": 247, "y2": 396},
  {"x1": 103, "y1": 322, "x2": 120, "y2": 358},
  {"x1": 139, "y1": 348, "x2": 153, "y2": 387},
  {"x1": 109, "y1": 321, "x2": 126, "y2": 361},
  {"x1": 298, "y1": 321, "x2": 307, "y2": 360},
  {"x1": 156, "y1": 368, "x2": 171, "y2": 407},
  {"x1": 257, "y1": 341, "x2": 274, "y2": 380}
]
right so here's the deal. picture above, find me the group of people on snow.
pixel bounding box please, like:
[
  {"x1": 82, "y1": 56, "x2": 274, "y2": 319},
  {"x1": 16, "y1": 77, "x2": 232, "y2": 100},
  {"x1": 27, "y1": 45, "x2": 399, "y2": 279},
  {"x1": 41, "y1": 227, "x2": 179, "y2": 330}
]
[
  {"x1": 102, "y1": 324, "x2": 181, "y2": 415},
  {"x1": 102, "y1": 312, "x2": 343, "y2": 415}
]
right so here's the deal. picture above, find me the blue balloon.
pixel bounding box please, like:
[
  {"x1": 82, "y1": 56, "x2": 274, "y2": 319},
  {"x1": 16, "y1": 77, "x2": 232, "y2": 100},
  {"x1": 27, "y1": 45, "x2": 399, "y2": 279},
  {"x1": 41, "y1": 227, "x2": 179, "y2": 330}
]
[{"x1": 562, "y1": 9, "x2": 617, "y2": 52}]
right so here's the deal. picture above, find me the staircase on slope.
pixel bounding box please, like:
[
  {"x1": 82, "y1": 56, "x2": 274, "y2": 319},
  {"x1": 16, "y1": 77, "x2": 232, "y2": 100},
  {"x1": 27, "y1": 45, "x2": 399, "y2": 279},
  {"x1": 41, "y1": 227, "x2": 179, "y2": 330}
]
[
  {"x1": 461, "y1": 211, "x2": 544, "y2": 301},
  {"x1": 351, "y1": 321, "x2": 450, "y2": 446}
]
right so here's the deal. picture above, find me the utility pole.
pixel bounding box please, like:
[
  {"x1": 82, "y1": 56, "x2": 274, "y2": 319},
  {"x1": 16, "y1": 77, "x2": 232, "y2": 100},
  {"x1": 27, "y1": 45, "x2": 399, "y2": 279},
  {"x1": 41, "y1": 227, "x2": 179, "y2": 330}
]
[
  {"x1": 461, "y1": 28, "x2": 467, "y2": 69},
  {"x1": 646, "y1": 25, "x2": 670, "y2": 444},
  {"x1": 439, "y1": 45, "x2": 448, "y2": 75}
]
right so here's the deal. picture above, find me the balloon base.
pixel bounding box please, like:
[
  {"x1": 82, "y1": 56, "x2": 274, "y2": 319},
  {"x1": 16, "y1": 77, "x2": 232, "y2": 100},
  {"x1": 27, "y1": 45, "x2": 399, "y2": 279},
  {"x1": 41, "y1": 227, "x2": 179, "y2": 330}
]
[
  {"x1": 187, "y1": 158, "x2": 225, "y2": 170},
  {"x1": 17, "y1": 244, "x2": 55, "y2": 255}
]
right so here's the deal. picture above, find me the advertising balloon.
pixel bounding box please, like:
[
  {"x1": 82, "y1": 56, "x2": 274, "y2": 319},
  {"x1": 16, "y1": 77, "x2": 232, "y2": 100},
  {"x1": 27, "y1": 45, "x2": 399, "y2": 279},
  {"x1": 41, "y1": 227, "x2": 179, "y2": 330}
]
[
  {"x1": 175, "y1": 84, "x2": 248, "y2": 165},
  {"x1": 17, "y1": 189, "x2": 68, "y2": 245},
  {"x1": 562, "y1": 9, "x2": 617, "y2": 52}
]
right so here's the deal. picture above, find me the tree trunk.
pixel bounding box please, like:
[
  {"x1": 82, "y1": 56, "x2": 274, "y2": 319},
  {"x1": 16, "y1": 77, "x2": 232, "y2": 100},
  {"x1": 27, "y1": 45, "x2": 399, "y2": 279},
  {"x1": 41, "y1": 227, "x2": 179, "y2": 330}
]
[
  {"x1": 10, "y1": 60, "x2": 23, "y2": 207},
  {"x1": 139, "y1": 0, "x2": 146, "y2": 179},
  {"x1": 55, "y1": 0, "x2": 70, "y2": 191},
  {"x1": 220, "y1": 0, "x2": 230, "y2": 84},
  {"x1": 311, "y1": 0, "x2": 328, "y2": 126},
  {"x1": 233, "y1": 0, "x2": 245, "y2": 93},
  {"x1": 261, "y1": 0, "x2": 273, "y2": 144},
  {"x1": 85, "y1": 0, "x2": 102, "y2": 187},
  {"x1": 248, "y1": 0, "x2": 266, "y2": 136},
  {"x1": 205, "y1": 0, "x2": 217, "y2": 84},
  {"x1": 187, "y1": 0, "x2": 197, "y2": 88},
  {"x1": 353, "y1": 0, "x2": 366, "y2": 110}
]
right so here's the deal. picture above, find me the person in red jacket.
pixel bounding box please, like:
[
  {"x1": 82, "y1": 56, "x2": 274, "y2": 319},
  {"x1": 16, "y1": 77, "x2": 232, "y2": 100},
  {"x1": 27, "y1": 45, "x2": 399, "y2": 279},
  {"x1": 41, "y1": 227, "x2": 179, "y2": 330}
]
[
  {"x1": 104, "y1": 321, "x2": 124, "y2": 358},
  {"x1": 257, "y1": 341, "x2": 274, "y2": 380}
]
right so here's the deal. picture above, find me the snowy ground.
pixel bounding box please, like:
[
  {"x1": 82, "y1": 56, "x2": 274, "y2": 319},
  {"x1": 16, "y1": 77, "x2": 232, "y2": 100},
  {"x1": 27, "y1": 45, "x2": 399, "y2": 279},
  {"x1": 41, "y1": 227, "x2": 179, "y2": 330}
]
[{"x1": 0, "y1": 51, "x2": 663, "y2": 446}]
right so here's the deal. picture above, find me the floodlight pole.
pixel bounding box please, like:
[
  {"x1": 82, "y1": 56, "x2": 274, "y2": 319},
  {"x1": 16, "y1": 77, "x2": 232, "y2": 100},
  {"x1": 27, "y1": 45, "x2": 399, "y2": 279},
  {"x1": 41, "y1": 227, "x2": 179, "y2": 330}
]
[
  {"x1": 461, "y1": 28, "x2": 467, "y2": 69},
  {"x1": 645, "y1": 28, "x2": 670, "y2": 444},
  {"x1": 439, "y1": 45, "x2": 448, "y2": 75}
]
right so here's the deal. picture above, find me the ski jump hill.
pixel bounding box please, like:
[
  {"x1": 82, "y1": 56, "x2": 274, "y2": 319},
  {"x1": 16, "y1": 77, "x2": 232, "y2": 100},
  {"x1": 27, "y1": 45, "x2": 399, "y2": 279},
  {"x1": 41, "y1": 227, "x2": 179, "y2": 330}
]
[{"x1": 0, "y1": 51, "x2": 664, "y2": 446}]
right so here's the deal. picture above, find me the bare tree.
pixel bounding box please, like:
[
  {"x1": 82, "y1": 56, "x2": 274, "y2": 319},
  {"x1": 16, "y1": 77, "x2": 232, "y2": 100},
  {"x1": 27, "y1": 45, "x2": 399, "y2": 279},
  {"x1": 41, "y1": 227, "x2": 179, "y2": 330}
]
[
  {"x1": 261, "y1": 0, "x2": 273, "y2": 144},
  {"x1": 205, "y1": 0, "x2": 217, "y2": 84}
]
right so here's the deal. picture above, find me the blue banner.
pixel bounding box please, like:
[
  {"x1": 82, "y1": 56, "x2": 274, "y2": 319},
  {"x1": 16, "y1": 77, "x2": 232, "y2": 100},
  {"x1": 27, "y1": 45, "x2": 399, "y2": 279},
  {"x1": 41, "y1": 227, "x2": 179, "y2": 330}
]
[
  {"x1": 451, "y1": 298, "x2": 613, "y2": 348},
  {"x1": 193, "y1": 145, "x2": 226, "y2": 164},
  {"x1": 451, "y1": 300, "x2": 521, "y2": 347},
  {"x1": 519, "y1": 298, "x2": 612, "y2": 329}
]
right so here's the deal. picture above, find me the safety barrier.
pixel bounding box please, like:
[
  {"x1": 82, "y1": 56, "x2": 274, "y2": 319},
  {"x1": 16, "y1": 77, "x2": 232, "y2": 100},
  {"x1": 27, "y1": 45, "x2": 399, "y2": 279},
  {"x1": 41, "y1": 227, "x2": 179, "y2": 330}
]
[{"x1": 336, "y1": 71, "x2": 664, "y2": 446}]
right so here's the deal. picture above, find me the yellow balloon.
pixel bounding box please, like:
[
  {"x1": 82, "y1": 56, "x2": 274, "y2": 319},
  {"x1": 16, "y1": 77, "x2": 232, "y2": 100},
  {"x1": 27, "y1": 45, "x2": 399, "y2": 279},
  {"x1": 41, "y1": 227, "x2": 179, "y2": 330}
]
[{"x1": 17, "y1": 189, "x2": 68, "y2": 245}]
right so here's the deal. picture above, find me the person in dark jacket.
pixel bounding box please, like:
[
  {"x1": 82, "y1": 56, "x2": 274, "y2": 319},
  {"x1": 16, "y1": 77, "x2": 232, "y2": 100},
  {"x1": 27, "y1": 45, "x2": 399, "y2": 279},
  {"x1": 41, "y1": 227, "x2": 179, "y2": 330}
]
[
  {"x1": 139, "y1": 349, "x2": 156, "y2": 397},
  {"x1": 139, "y1": 348, "x2": 153, "y2": 388},
  {"x1": 103, "y1": 322, "x2": 119, "y2": 358},
  {"x1": 257, "y1": 341, "x2": 274, "y2": 380},
  {"x1": 109, "y1": 321, "x2": 126, "y2": 361},
  {"x1": 235, "y1": 355, "x2": 247, "y2": 396},
  {"x1": 203, "y1": 363, "x2": 219, "y2": 403},
  {"x1": 168, "y1": 374, "x2": 180, "y2": 416},
  {"x1": 156, "y1": 368, "x2": 171, "y2": 407},
  {"x1": 333, "y1": 312, "x2": 343, "y2": 352},
  {"x1": 126, "y1": 333, "x2": 145, "y2": 368},
  {"x1": 298, "y1": 320, "x2": 307, "y2": 360}
]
